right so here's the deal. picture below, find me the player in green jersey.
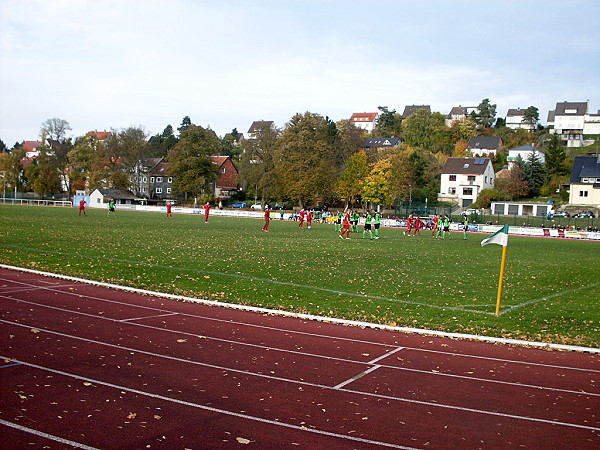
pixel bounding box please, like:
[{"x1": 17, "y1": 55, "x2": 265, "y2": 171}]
[
  {"x1": 373, "y1": 211, "x2": 381, "y2": 239},
  {"x1": 362, "y1": 212, "x2": 373, "y2": 240}
]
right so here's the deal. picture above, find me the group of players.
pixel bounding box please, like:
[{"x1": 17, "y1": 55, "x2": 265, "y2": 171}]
[{"x1": 404, "y1": 213, "x2": 469, "y2": 240}]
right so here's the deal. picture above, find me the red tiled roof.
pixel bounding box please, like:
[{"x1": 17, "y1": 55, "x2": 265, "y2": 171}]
[
  {"x1": 87, "y1": 131, "x2": 111, "y2": 140},
  {"x1": 350, "y1": 112, "x2": 378, "y2": 123},
  {"x1": 22, "y1": 141, "x2": 42, "y2": 151}
]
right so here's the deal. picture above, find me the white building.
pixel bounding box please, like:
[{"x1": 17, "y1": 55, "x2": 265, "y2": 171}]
[
  {"x1": 507, "y1": 144, "x2": 545, "y2": 169},
  {"x1": 438, "y1": 157, "x2": 495, "y2": 208},
  {"x1": 568, "y1": 156, "x2": 600, "y2": 207},
  {"x1": 467, "y1": 136, "x2": 502, "y2": 157},
  {"x1": 505, "y1": 108, "x2": 535, "y2": 130},
  {"x1": 445, "y1": 106, "x2": 477, "y2": 127},
  {"x1": 349, "y1": 112, "x2": 378, "y2": 132},
  {"x1": 547, "y1": 101, "x2": 599, "y2": 147}
]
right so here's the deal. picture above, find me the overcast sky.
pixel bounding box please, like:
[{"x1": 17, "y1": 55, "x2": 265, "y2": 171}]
[{"x1": 1, "y1": 0, "x2": 599, "y2": 146}]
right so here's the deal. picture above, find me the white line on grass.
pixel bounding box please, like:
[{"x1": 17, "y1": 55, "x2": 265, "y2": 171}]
[
  {"x1": 500, "y1": 282, "x2": 600, "y2": 315},
  {"x1": 1, "y1": 264, "x2": 599, "y2": 355},
  {"x1": 0, "y1": 245, "x2": 495, "y2": 315}
]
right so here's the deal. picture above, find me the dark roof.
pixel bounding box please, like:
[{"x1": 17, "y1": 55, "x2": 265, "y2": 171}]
[
  {"x1": 362, "y1": 137, "x2": 401, "y2": 148},
  {"x1": 547, "y1": 110, "x2": 555, "y2": 122},
  {"x1": 446, "y1": 106, "x2": 472, "y2": 118},
  {"x1": 441, "y1": 157, "x2": 492, "y2": 175},
  {"x1": 402, "y1": 105, "x2": 430, "y2": 119},
  {"x1": 247, "y1": 121, "x2": 274, "y2": 134},
  {"x1": 508, "y1": 144, "x2": 544, "y2": 153},
  {"x1": 149, "y1": 162, "x2": 171, "y2": 176},
  {"x1": 554, "y1": 101, "x2": 588, "y2": 116},
  {"x1": 570, "y1": 156, "x2": 600, "y2": 183},
  {"x1": 139, "y1": 157, "x2": 163, "y2": 172},
  {"x1": 467, "y1": 136, "x2": 502, "y2": 149},
  {"x1": 506, "y1": 108, "x2": 525, "y2": 117},
  {"x1": 96, "y1": 188, "x2": 136, "y2": 200}
]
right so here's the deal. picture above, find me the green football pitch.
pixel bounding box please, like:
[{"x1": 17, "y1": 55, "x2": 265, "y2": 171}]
[{"x1": 1, "y1": 205, "x2": 598, "y2": 348}]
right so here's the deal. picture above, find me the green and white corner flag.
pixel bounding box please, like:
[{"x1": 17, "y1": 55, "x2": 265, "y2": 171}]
[{"x1": 481, "y1": 224, "x2": 509, "y2": 247}]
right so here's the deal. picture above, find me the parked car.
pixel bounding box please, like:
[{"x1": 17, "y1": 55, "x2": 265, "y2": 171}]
[
  {"x1": 231, "y1": 202, "x2": 247, "y2": 208},
  {"x1": 250, "y1": 202, "x2": 263, "y2": 210},
  {"x1": 464, "y1": 208, "x2": 479, "y2": 215},
  {"x1": 573, "y1": 211, "x2": 596, "y2": 218},
  {"x1": 553, "y1": 210, "x2": 570, "y2": 218}
]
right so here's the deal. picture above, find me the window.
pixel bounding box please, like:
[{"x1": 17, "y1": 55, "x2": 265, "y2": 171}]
[
  {"x1": 463, "y1": 188, "x2": 473, "y2": 196},
  {"x1": 156, "y1": 177, "x2": 163, "y2": 182},
  {"x1": 222, "y1": 168, "x2": 226, "y2": 174},
  {"x1": 143, "y1": 177, "x2": 147, "y2": 182},
  {"x1": 156, "y1": 187, "x2": 163, "y2": 194},
  {"x1": 168, "y1": 177, "x2": 172, "y2": 183},
  {"x1": 467, "y1": 175, "x2": 476, "y2": 182},
  {"x1": 449, "y1": 175, "x2": 456, "y2": 181},
  {"x1": 579, "y1": 190, "x2": 589, "y2": 197},
  {"x1": 150, "y1": 177, "x2": 154, "y2": 183},
  {"x1": 449, "y1": 187, "x2": 456, "y2": 195},
  {"x1": 166, "y1": 188, "x2": 171, "y2": 194}
]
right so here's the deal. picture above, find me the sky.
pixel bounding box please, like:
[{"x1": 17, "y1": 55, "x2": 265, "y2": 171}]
[{"x1": 1, "y1": 0, "x2": 599, "y2": 146}]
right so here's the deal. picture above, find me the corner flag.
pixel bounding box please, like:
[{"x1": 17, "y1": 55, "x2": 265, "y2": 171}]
[
  {"x1": 481, "y1": 225, "x2": 510, "y2": 316},
  {"x1": 481, "y1": 224, "x2": 509, "y2": 247}
]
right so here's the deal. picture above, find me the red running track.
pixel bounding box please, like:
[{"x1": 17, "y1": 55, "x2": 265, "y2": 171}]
[{"x1": 0, "y1": 266, "x2": 599, "y2": 449}]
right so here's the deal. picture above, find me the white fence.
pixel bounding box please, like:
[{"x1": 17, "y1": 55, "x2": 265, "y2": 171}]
[{"x1": 0, "y1": 198, "x2": 72, "y2": 207}]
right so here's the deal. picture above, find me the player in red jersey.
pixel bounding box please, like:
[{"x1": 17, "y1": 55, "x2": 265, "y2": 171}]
[
  {"x1": 432, "y1": 215, "x2": 439, "y2": 238},
  {"x1": 339, "y1": 209, "x2": 351, "y2": 239},
  {"x1": 78, "y1": 198, "x2": 86, "y2": 216},
  {"x1": 203, "y1": 202, "x2": 210, "y2": 223},
  {"x1": 298, "y1": 209, "x2": 305, "y2": 229},
  {"x1": 413, "y1": 216, "x2": 422, "y2": 236},
  {"x1": 166, "y1": 202, "x2": 172, "y2": 218},
  {"x1": 307, "y1": 210, "x2": 313, "y2": 229},
  {"x1": 262, "y1": 205, "x2": 271, "y2": 232},
  {"x1": 404, "y1": 214, "x2": 413, "y2": 235}
]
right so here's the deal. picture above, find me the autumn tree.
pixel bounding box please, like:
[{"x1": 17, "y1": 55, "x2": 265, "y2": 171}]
[
  {"x1": 40, "y1": 117, "x2": 73, "y2": 192},
  {"x1": 401, "y1": 109, "x2": 446, "y2": 152},
  {"x1": 374, "y1": 106, "x2": 402, "y2": 137},
  {"x1": 275, "y1": 112, "x2": 338, "y2": 207},
  {"x1": 167, "y1": 125, "x2": 220, "y2": 199},
  {"x1": 147, "y1": 125, "x2": 178, "y2": 158},
  {"x1": 361, "y1": 158, "x2": 393, "y2": 208},
  {"x1": 335, "y1": 150, "x2": 369, "y2": 207}
]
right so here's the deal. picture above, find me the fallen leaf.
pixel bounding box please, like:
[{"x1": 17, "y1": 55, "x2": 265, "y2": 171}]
[
  {"x1": 177, "y1": 339, "x2": 187, "y2": 343},
  {"x1": 127, "y1": 413, "x2": 137, "y2": 419},
  {"x1": 236, "y1": 437, "x2": 251, "y2": 444}
]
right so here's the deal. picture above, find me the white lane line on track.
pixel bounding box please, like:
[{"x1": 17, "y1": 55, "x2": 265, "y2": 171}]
[
  {"x1": 2, "y1": 265, "x2": 598, "y2": 355},
  {"x1": 0, "y1": 356, "x2": 414, "y2": 449},
  {"x1": 2, "y1": 296, "x2": 599, "y2": 397},
  {"x1": 2, "y1": 315, "x2": 600, "y2": 430},
  {"x1": 120, "y1": 312, "x2": 179, "y2": 322},
  {"x1": 2, "y1": 351, "x2": 599, "y2": 435},
  {"x1": 368, "y1": 346, "x2": 404, "y2": 364},
  {"x1": 2, "y1": 282, "x2": 598, "y2": 375},
  {"x1": 334, "y1": 365, "x2": 382, "y2": 389},
  {"x1": 0, "y1": 418, "x2": 99, "y2": 450}
]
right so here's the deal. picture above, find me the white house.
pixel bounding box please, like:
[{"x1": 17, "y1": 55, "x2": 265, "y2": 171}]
[
  {"x1": 507, "y1": 144, "x2": 545, "y2": 169},
  {"x1": 467, "y1": 136, "x2": 502, "y2": 157},
  {"x1": 568, "y1": 155, "x2": 600, "y2": 207},
  {"x1": 505, "y1": 108, "x2": 535, "y2": 130},
  {"x1": 445, "y1": 105, "x2": 477, "y2": 127},
  {"x1": 247, "y1": 121, "x2": 274, "y2": 140},
  {"x1": 349, "y1": 112, "x2": 378, "y2": 132},
  {"x1": 89, "y1": 188, "x2": 137, "y2": 208},
  {"x1": 547, "y1": 101, "x2": 599, "y2": 147},
  {"x1": 491, "y1": 201, "x2": 553, "y2": 217},
  {"x1": 438, "y1": 157, "x2": 495, "y2": 208}
]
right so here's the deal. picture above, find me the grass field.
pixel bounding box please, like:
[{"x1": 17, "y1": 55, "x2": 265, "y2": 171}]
[{"x1": 1, "y1": 205, "x2": 598, "y2": 348}]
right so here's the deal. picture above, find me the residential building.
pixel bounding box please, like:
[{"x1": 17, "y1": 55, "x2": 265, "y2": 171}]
[
  {"x1": 402, "y1": 105, "x2": 430, "y2": 119},
  {"x1": 89, "y1": 188, "x2": 137, "y2": 207},
  {"x1": 130, "y1": 157, "x2": 163, "y2": 198},
  {"x1": 22, "y1": 141, "x2": 42, "y2": 158},
  {"x1": 247, "y1": 121, "x2": 274, "y2": 140},
  {"x1": 505, "y1": 108, "x2": 535, "y2": 130},
  {"x1": 547, "y1": 101, "x2": 599, "y2": 147},
  {"x1": 148, "y1": 159, "x2": 173, "y2": 200},
  {"x1": 438, "y1": 157, "x2": 495, "y2": 207},
  {"x1": 490, "y1": 201, "x2": 553, "y2": 217},
  {"x1": 362, "y1": 137, "x2": 401, "y2": 150},
  {"x1": 210, "y1": 155, "x2": 239, "y2": 199},
  {"x1": 445, "y1": 106, "x2": 477, "y2": 127},
  {"x1": 568, "y1": 155, "x2": 600, "y2": 206},
  {"x1": 349, "y1": 112, "x2": 378, "y2": 132},
  {"x1": 467, "y1": 136, "x2": 502, "y2": 157},
  {"x1": 507, "y1": 144, "x2": 545, "y2": 168}
]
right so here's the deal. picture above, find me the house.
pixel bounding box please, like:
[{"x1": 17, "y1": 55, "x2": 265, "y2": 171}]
[
  {"x1": 210, "y1": 155, "x2": 239, "y2": 199},
  {"x1": 491, "y1": 201, "x2": 553, "y2": 217},
  {"x1": 349, "y1": 112, "x2": 378, "y2": 132},
  {"x1": 507, "y1": 144, "x2": 545, "y2": 168},
  {"x1": 547, "y1": 101, "x2": 599, "y2": 147},
  {"x1": 247, "y1": 121, "x2": 274, "y2": 140},
  {"x1": 467, "y1": 136, "x2": 502, "y2": 157},
  {"x1": 130, "y1": 157, "x2": 164, "y2": 198},
  {"x1": 568, "y1": 155, "x2": 600, "y2": 206},
  {"x1": 148, "y1": 160, "x2": 173, "y2": 200},
  {"x1": 89, "y1": 188, "x2": 137, "y2": 208},
  {"x1": 505, "y1": 108, "x2": 535, "y2": 130},
  {"x1": 22, "y1": 141, "x2": 42, "y2": 158},
  {"x1": 445, "y1": 106, "x2": 477, "y2": 127},
  {"x1": 362, "y1": 137, "x2": 401, "y2": 150},
  {"x1": 402, "y1": 105, "x2": 430, "y2": 119},
  {"x1": 438, "y1": 157, "x2": 495, "y2": 207},
  {"x1": 87, "y1": 131, "x2": 111, "y2": 141}
]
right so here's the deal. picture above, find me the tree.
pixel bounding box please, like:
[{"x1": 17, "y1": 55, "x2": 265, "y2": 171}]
[
  {"x1": 238, "y1": 122, "x2": 280, "y2": 202},
  {"x1": 335, "y1": 150, "x2": 369, "y2": 207},
  {"x1": 40, "y1": 118, "x2": 71, "y2": 143},
  {"x1": 167, "y1": 125, "x2": 220, "y2": 199},
  {"x1": 374, "y1": 106, "x2": 402, "y2": 137},
  {"x1": 401, "y1": 109, "x2": 445, "y2": 151},
  {"x1": 471, "y1": 98, "x2": 497, "y2": 129},
  {"x1": 522, "y1": 151, "x2": 546, "y2": 197},
  {"x1": 495, "y1": 165, "x2": 530, "y2": 200},
  {"x1": 0, "y1": 139, "x2": 8, "y2": 153},
  {"x1": 275, "y1": 112, "x2": 338, "y2": 207},
  {"x1": 544, "y1": 134, "x2": 567, "y2": 177},
  {"x1": 147, "y1": 125, "x2": 178, "y2": 158},
  {"x1": 31, "y1": 143, "x2": 62, "y2": 196},
  {"x1": 178, "y1": 116, "x2": 193, "y2": 135},
  {"x1": 361, "y1": 158, "x2": 393, "y2": 208},
  {"x1": 522, "y1": 106, "x2": 539, "y2": 130},
  {"x1": 40, "y1": 118, "x2": 73, "y2": 193}
]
